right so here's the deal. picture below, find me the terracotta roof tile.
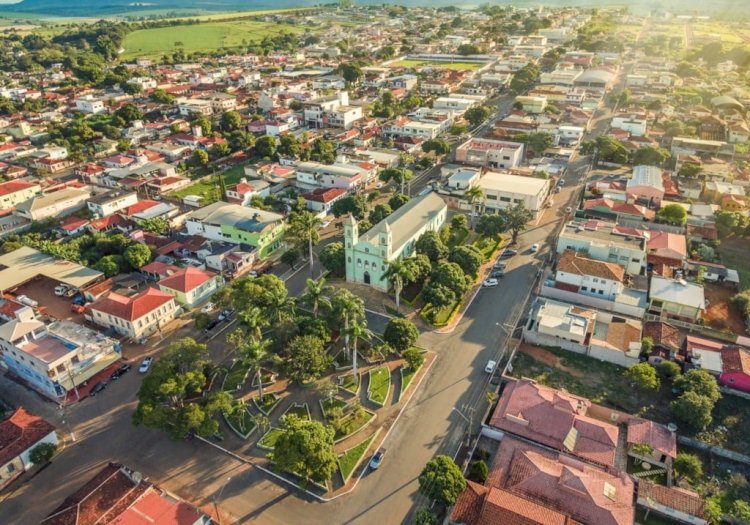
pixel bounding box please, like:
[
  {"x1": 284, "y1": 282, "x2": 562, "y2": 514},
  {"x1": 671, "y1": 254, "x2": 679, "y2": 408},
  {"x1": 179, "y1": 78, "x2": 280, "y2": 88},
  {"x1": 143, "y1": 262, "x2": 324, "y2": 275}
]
[
  {"x1": 721, "y1": 346, "x2": 750, "y2": 374},
  {"x1": 158, "y1": 267, "x2": 215, "y2": 293},
  {"x1": 626, "y1": 419, "x2": 677, "y2": 458},
  {"x1": 637, "y1": 480, "x2": 705, "y2": 518},
  {"x1": 557, "y1": 250, "x2": 625, "y2": 282},
  {"x1": 89, "y1": 287, "x2": 173, "y2": 322},
  {"x1": 0, "y1": 408, "x2": 56, "y2": 466},
  {"x1": 643, "y1": 321, "x2": 682, "y2": 351}
]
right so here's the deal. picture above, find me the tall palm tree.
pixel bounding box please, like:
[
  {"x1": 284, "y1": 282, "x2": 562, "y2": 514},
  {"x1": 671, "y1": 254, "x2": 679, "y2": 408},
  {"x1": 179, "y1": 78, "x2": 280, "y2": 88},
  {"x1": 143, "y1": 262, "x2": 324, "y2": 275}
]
[
  {"x1": 263, "y1": 286, "x2": 294, "y2": 325},
  {"x1": 299, "y1": 277, "x2": 332, "y2": 318},
  {"x1": 287, "y1": 210, "x2": 322, "y2": 276},
  {"x1": 230, "y1": 399, "x2": 249, "y2": 434},
  {"x1": 241, "y1": 338, "x2": 271, "y2": 399},
  {"x1": 330, "y1": 289, "x2": 365, "y2": 359},
  {"x1": 238, "y1": 306, "x2": 266, "y2": 341},
  {"x1": 347, "y1": 319, "x2": 373, "y2": 378},
  {"x1": 382, "y1": 259, "x2": 416, "y2": 313},
  {"x1": 465, "y1": 185, "x2": 485, "y2": 223}
]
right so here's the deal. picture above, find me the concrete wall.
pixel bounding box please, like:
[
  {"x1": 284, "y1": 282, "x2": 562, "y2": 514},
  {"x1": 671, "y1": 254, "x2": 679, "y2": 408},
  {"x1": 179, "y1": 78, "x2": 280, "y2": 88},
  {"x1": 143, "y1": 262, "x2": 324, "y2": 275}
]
[
  {"x1": 522, "y1": 330, "x2": 588, "y2": 354},
  {"x1": 589, "y1": 343, "x2": 640, "y2": 368},
  {"x1": 540, "y1": 284, "x2": 646, "y2": 318}
]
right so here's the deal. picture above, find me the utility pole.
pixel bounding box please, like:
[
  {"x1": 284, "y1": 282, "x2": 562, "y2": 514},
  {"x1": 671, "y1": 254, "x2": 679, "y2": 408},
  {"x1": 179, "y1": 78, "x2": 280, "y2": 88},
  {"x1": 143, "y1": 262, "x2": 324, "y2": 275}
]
[
  {"x1": 213, "y1": 477, "x2": 231, "y2": 525},
  {"x1": 63, "y1": 361, "x2": 80, "y2": 401}
]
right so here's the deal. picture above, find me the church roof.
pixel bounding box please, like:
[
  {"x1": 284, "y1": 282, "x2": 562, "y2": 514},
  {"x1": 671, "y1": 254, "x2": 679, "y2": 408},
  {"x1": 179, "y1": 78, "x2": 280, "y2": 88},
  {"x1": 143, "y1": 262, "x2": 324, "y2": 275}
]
[{"x1": 359, "y1": 192, "x2": 446, "y2": 250}]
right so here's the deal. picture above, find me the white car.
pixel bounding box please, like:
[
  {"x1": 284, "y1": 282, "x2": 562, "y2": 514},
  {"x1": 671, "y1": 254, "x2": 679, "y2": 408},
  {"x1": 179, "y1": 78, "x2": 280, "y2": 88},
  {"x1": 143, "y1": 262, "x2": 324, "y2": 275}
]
[
  {"x1": 564, "y1": 207, "x2": 573, "y2": 214},
  {"x1": 482, "y1": 278, "x2": 499, "y2": 288},
  {"x1": 139, "y1": 357, "x2": 153, "y2": 374},
  {"x1": 559, "y1": 179, "x2": 566, "y2": 186},
  {"x1": 484, "y1": 360, "x2": 497, "y2": 374},
  {"x1": 201, "y1": 302, "x2": 215, "y2": 314},
  {"x1": 530, "y1": 243, "x2": 540, "y2": 253},
  {"x1": 319, "y1": 220, "x2": 331, "y2": 229}
]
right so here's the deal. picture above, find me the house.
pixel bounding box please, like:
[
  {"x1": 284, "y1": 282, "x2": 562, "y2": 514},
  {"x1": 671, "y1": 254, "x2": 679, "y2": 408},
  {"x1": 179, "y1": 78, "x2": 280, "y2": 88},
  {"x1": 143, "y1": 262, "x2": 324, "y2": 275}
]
[
  {"x1": 648, "y1": 276, "x2": 706, "y2": 322},
  {"x1": 646, "y1": 232, "x2": 687, "y2": 270},
  {"x1": 515, "y1": 95, "x2": 547, "y2": 114},
  {"x1": 455, "y1": 138, "x2": 525, "y2": 169},
  {"x1": 557, "y1": 220, "x2": 647, "y2": 275},
  {"x1": 626, "y1": 418, "x2": 677, "y2": 468},
  {"x1": 186, "y1": 202, "x2": 285, "y2": 259},
  {"x1": 489, "y1": 379, "x2": 620, "y2": 469},
  {"x1": 157, "y1": 267, "x2": 222, "y2": 308},
  {"x1": 643, "y1": 321, "x2": 684, "y2": 365},
  {"x1": 74, "y1": 95, "x2": 106, "y2": 114},
  {"x1": 524, "y1": 297, "x2": 596, "y2": 348},
  {"x1": 0, "y1": 408, "x2": 57, "y2": 490},
  {"x1": 87, "y1": 287, "x2": 177, "y2": 340},
  {"x1": 637, "y1": 480, "x2": 706, "y2": 525},
  {"x1": 0, "y1": 246, "x2": 103, "y2": 295},
  {"x1": 583, "y1": 199, "x2": 656, "y2": 222},
  {"x1": 301, "y1": 187, "x2": 347, "y2": 214},
  {"x1": 0, "y1": 312, "x2": 121, "y2": 401},
  {"x1": 0, "y1": 180, "x2": 40, "y2": 212},
  {"x1": 295, "y1": 161, "x2": 364, "y2": 192},
  {"x1": 555, "y1": 250, "x2": 626, "y2": 301},
  {"x1": 471, "y1": 172, "x2": 550, "y2": 218},
  {"x1": 14, "y1": 188, "x2": 90, "y2": 221},
  {"x1": 58, "y1": 216, "x2": 89, "y2": 236},
  {"x1": 86, "y1": 190, "x2": 139, "y2": 218},
  {"x1": 382, "y1": 118, "x2": 442, "y2": 140},
  {"x1": 41, "y1": 462, "x2": 212, "y2": 525},
  {"x1": 626, "y1": 165, "x2": 665, "y2": 206},
  {"x1": 225, "y1": 178, "x2": 271, "y2": 206},
  {"x1": 719, "y1": 346, "x2": 750, "y2": 394},
  {"x1": 345, "y1": 192, "x2": 447, "y2": 292},
  {"x1": 611, "y1": 114, "x2": 648, "y2": 137}
]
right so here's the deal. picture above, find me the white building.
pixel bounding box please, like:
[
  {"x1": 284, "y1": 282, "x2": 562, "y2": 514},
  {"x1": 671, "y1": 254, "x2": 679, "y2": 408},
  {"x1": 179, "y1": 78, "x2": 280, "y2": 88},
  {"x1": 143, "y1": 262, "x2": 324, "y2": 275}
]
[
  {"x1": 295, "y1": 161, "x2": 366, "y2": 191},
  {"x1": 455, "y1": 137, "x2": 525, "y2": 169},
  {"x1": 75, "y1": 95, "x2": 106, "y2": 114},
  {"x1": 86, "y1": 190, "x2": 139, "y2": 218},
  {"x1": 87, "y1": 287, "x2": 178, "y2": 340},
  {"x1": 611, "y1": 114, "x2": 648, "y2": 137},
  {"x1": 474, "y1": 171, "x2": 550, "y2": 217},
  {"x1": 14, "y1": 188, "x2": 90, "y2": 221},
  {"x1": 555, "y1": 250, "x2": 626, "y2": 301}
]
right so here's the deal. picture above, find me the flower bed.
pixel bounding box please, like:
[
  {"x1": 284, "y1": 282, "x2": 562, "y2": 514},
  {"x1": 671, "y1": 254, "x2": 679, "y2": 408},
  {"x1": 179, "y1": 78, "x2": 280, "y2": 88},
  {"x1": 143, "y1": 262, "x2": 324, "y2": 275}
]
[
  {"x1": 338, "y1": 373, "x2": 360, "y2": 395},
  {"x1": 320, "y1": 397, "x2": 348, "y2": 419},
  {"x1": 253, "y1": 392, "x2": 281, "y2": 415},
  {"x1": 223, "y1": 409, "x2": 257, "y2": 440},
  {"x1": 338, "y1": 430, "x2": 379, "y2": 482},
  {"x1": 257, "y1": 427, "x2": 285, "y2": 450},
  {"x1": 334, "y1": 409, "x2": 376, "y2": 442},
  {"x1": 282, "y1": 402, "x2": 310, "y2": 421},
  {"x1": 367, "y1": 366, "x2": 391, "y2": 406},
  {"x1": 223, "y1": 360, "x2": 252, "y2": 392}
]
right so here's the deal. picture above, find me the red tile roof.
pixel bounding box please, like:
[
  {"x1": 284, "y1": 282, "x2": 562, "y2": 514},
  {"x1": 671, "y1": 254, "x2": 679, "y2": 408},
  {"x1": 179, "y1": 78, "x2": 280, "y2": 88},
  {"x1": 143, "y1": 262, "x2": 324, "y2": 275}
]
[
  {"x1": 0, "y1": 408, "x2": 56, "y2": 466},
  {"x1": 637, "y1": 480, "x2": 705, "y2": 519},
  {"x1": 0, "y1": 180, "x2": 37, "y2": 197},
  {"x1": 126, "y1": 200, "x2": 160, "y2": 216},
  {"x1": 647, "y1": 232, "x2": 687, "y2": 260},
  {"x1": 89, "y1": 287, "x2": 173, "y2": 322},
  {"x1": 626, "y1": 419, "x2": 677, "y2": 458},
  {"x1": 158, "y1": 267, "x2": 215, "y2": 293},
  {"x1": 557, "y1": 250, "x2": 625, "y2": 282},
  {"x1": 721, "y1": 346, "x2": 750, "y2": 375},
  {"x1": 643, "y1": 321, "x2": 682, "y2": 351},
  {"x1": 302, "y1": 187, "x2": 347, "y2": 203},
  {"x1": 59, "y1": 216, "x2": 89, "y2": 232},
  {"x1": 89, "y1": 214, "x2": 132, "y2": 231}
]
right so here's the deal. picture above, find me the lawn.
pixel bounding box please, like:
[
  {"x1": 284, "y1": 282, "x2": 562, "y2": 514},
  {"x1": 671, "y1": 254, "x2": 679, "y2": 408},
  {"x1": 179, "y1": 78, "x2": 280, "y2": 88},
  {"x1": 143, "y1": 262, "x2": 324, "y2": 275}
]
[
  {"x1": 257, "y1": 427, "x2": 284, "y2": 450},
  {"x1": 339, "y1": 373, "x2": 360, "y2": 395},
  {"x1": 253, "y1": 392, "x2": 281, "y2": 415},
  {"x1": 223, "y1": 360, "x2": 252, "y2": 392},
  {"x1": 718, "y1": 237, "x2": 750, "y2": 290},
  {"x1": 334, "y1": 408, "x2": 375, "y2": 440},
  {"x1": 388, "y1": 59, "x2": 482, "y2": 71},
  {"x1": 367, "y1": 366, "x2": 391, "y2": 406},
  {"x1": 282, "y1": 403, "x2": 310, "y2": 421},
  {"x1": 121, "y1": 20, "x2": 306, "y2": 59},
  {"x1": 400, "y1": 362, "x2": 422, "y2": 395},
  {"x1": 338, "y1": 432, "x2": 377, "y2": 482},
  {"x1": 421, "y1": 300, "x2": 461, "y2": 327},
  {"x1": 223, "y1": 409, "x2": 256, "y2": 440},
  {"x1": 321, "y1": 397, "x2": 347, "y2": 418},
  {"x1": 170, "y1": 164, "x2": 247, "y2": 203}
]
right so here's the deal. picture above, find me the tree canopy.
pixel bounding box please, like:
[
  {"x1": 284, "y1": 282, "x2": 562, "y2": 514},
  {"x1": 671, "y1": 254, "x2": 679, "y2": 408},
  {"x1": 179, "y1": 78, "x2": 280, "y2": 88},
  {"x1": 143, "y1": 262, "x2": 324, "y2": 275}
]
[
  {"x1": 418, "y1": 455, "x2": 466, "y2": 506},
  {"x1": 383, "y1": 318, "x2": 420, "y2": 353},
  {"x1": 273, "y1": 414, "x2": 337, "y2": 483}
]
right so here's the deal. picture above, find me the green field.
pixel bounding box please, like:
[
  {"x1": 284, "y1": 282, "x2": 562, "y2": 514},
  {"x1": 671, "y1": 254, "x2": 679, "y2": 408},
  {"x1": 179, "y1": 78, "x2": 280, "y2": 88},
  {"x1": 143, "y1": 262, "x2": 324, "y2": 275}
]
[
  {"x1": 388, "y1": 59, "x2": 482, "y2": 71},
  {"x1": 121, "y1": 20, "x2": 306, "y2": 59}
]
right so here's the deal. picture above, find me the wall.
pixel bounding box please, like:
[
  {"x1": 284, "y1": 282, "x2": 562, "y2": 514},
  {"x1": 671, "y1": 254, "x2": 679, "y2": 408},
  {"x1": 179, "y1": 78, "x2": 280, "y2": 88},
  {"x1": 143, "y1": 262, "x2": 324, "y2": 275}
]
[
  {"x1": 19, "y1": 431, "x2": 58, "y2": 470},
  {"x1": 521, "y1": 329, "x2": 588, "y2": 354},
  {"x1": 588, "y1": 343, "x2": 640, "y2": 368},
  {"x1": 540, "y1": 284, "x2": 646, "y2": 318}
]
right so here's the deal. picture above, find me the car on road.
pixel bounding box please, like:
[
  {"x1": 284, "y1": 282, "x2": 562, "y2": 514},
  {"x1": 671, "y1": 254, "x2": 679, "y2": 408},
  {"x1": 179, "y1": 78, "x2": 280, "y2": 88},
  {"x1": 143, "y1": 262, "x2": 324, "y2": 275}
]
[
  {"x1": 499, "y1": 249, "x2": 517, "y2": 259},
  {"x1": 482, "y1": 278, "x2": 499, "y2": 288},
  {"x1": 319, "y1": 220, "x2": 331, "y2": 229},
  {"x1": 493, "y1": 261, "x2": 507, "y2": 270},
  {"x1": 218, "y1": 308, "x2": 235, "y2": 322},
  {"x1": 201, "y1": 302, "x2": 215, "y2": 314},
  {"x1": 89, "y1": 381, "x2": 107, "y2": 396},
  {"x1": 248, "y1": 270, "x2": 258, "y2": 278},
  {"x1": 369, "y1": 449, "x2": 386, "y2": 470},
  {"x1": 205, "y1": 319, "x2": 220, "y2": 332},
  {"x1": 139, "y1": 357, "x2": 153, "y2": 374},
  {"x1": 564, "y1": 207, "x2": 573, "y2": 214},
  {"x1": 530, "y1": 243, "x2": 540, "y2": 253},
  {"x1": 490, "y1": 270, "x2": 505, "y2": 279},
  {"x1": 558, "y1": 179, "x2": 566, "y2": 186},
  {"x1": 484, "y1": 360, "x2": 497, "y2": 374}
]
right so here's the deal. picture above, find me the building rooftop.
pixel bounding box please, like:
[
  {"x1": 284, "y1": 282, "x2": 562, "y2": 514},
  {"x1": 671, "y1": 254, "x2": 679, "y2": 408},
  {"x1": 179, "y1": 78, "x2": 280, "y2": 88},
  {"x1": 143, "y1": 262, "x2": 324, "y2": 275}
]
[
  {"x1": 15, "y1": 188, "x2": 89, "y2": 214},
  {"x1": 89, "y1": 287, "x2": 174, "y2": 322},
  {"x1": 188, "y1": 201, "x2": 283, "y2": 234},
  {"x1": 626, "y1": 418, "x2": 677, "y2": 458},
  {"x1": 158, "y1": 267, "x2": 215, "y2": 294},
  {"x1": 560, "y1": 221, "x2": 646, "y2": 251},
  {"x1": 649, "y1": 276, "x2": 705, "y2": 310},
  {"x1": 478, "y1": 171, "x2": 549, "y2": 196},
  {"x1": 627, "y1": 165, "x2": 664, "y2": 191},
  {"x1": 0, "y1": 407, "x2": 55, "y2": 467},
  {"x1": 0, "y1": 246, "x2": 103, "y2": 292},
  {"x1": 557, "y1": 250, "x2": 625, "y2": 282}
]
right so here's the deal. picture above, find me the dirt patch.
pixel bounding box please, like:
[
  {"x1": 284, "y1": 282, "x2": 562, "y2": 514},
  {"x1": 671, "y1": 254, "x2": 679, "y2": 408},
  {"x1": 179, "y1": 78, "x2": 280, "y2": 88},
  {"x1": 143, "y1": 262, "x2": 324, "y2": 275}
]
[
  {"x1": 519, "y1": 344, "x2": 585, "y2": 378},
  {"x1": 703, "y1": 282, "x2": 747, "y2": 335}
]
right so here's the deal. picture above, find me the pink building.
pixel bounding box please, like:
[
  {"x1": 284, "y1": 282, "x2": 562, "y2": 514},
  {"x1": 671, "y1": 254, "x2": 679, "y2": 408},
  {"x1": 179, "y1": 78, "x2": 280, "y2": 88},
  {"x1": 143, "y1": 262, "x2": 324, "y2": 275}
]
[
  {"x1": 626, "y1": 165, "x2": 665, "y2": 206},
  {"x1": 719, "y1": 346, "x2": 750, "y2": 393}
]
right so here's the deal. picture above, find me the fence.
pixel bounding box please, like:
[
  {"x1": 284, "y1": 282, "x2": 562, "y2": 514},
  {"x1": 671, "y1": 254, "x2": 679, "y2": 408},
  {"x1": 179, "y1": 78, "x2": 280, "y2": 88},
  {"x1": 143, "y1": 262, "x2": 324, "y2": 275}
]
[
  {"x1": 643, "y1": 314, "x2": 737, "y2": 343},
  {"x1": 522, "y1": 330, "x2": 588, "y2": 354},
  {"x1": 677, "y1": 435, "x2": 750, "y2": 466},
  {"x1": 617, "y1": 217, "x2": 686, "y2": 235}
]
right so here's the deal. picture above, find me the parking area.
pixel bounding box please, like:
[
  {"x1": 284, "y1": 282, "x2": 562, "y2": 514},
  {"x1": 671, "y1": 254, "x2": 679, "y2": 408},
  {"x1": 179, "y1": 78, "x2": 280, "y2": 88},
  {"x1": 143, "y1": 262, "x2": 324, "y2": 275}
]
[{"x1": 9, "y1": 276, "x2": 82, "y2": 321}]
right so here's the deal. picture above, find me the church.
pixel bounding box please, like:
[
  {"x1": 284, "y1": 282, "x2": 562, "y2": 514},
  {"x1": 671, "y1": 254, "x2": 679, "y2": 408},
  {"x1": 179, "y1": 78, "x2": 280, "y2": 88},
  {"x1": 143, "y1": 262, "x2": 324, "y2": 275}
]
[{"x1": 344, "y1": 192, "x2": 447, "y2": 292}]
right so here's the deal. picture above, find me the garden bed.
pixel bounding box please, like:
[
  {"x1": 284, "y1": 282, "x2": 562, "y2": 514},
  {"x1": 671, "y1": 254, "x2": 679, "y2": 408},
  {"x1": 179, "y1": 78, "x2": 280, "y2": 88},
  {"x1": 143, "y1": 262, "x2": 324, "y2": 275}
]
[
  {"x1": 253, "y1": 392, "x2": 281, "y2": 415},
  {"x1": 338, "y1": 373, "x2": 360, "y2": 395},
  {"x1": 257, "y1": 427, "x2": 285, "y2": 450},
  {"x1": 334, "y1": 408, "x2": 376, "y2": 442},
  {"x1": 223, "y1": 360, "x2": 252, "y2": 392},
  {"x1": 250, "y1": 369, "x2": 277, "y2": 388},
  {"x1": 282, "y1": 402, "x2": 310, "y2": 421},
  {"x1": 337, "y1": 430, "x2": 379, "y2": 482},
  {"x1": 333, "y1": 350, "x2": 353, "y2": 371},
  {"x1": 400, "y1": 361, "x2": 422, "y2": 396},
  {"x1": 223, "y1": 409, "x2": 257, "y2": 440},
  {"x1": 472, "y1": 235, "x2": 504, "y2": 262},
  {"x1": 367, "y1": 366, "x2": 391, "y2": 406},
  {"x1": 320, "y1": 397, "x2": 348, "y2": 419},
  {"x1": 421, "y1": 300, "x2": 461, "y2": 327},
  {"x1": 359, "y1": 346, "x2": 385, "y2": 365}
]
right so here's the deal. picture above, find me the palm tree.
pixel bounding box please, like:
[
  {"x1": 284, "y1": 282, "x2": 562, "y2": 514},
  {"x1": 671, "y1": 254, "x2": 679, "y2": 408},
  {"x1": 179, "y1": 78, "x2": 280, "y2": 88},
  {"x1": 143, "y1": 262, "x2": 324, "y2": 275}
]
[
  {"x1": 238, "y1": 306, "x2": 266, "y2": 341},
  {"x1": 254, "y1": 413, "x2": 270, "y2": 434},
  {"x1": 229, "y1": 400, "x2": 249, "y2": 434},
  {"x1": 299, "y1": 277, "x2": 332, "y2": 318},
  {"x1": 464, "y1": 185, "x2": 485, "y2": 225},
  {"x1": 382, "y1": 258, "x2": 416, "y2": 313},
  {"x1": 330, "y1": 289, "x2": 365, "y2": 359},
  {"x1": 263, "y1": 286, "x2": 294, "y2": 325},
  {"x1": 241, "y1": 338, "x2": 271, "y2": 399},
  {"x1": 287, "y1": 210, "x2": 322, "y2": 276},
  {"x1": 347, "y1": 319, "x2": 373, "y2": 378}
]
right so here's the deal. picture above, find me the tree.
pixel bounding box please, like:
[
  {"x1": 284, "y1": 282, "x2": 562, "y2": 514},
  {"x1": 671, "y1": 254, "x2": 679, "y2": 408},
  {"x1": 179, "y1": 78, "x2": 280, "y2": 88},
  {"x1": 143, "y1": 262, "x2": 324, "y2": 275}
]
[
  {"x1": 330, "y1": 289, "x2": 365, "y2": 359},
  {"x1": 431, "y1": 262, "x2": 471, "y2": 296},
  {"x1": 331, "y1": 195, "x2": 366, "y2": 219},
  {"x1": 286, "y1": 210, "x2": 322, "y2": 275},
  {"x1": 337, "y1": 62, "x2": 362, "y2": 83},
  {"x1": 732, "y1": 501, "x2": 750, "y2": 522},
  {"x1": 133, "y1": 338, "x2": 232, "y2": 439},
  {"x1": 416, "y1": 230, "x2": 448, "y2": 264},
  {"x1": 671, "y1": 391, "x2": 714, "y2": 430},
  {"x1": 368, "y1": 203, "x2": 392, "y2": 224},
  {"x1": 384, "y1": 318, "x2": 419, "y2": 353},
  {"x1": 209, "y1": 142, "x2": 230, "y2": 160},
  {"x1": 675, "y1": 369, "x2": 721, "y2": 402},
  {"x1": 402, "y1": 346, "x2": 424, "y2": 370},
  {"x1": 509, "y1": 63, "x2": 540, "y2": 94},
  {"x1": 704, "y1": 497, "x2": 722, "y2": 525},
  {"x1": 220, "y1": 110, "x2": 242, "y2": 131},
  {"x1": 319, "y1": 242, "x2": 345, "y2": 276},
  {"x1": 346, "y1": 318, "x2": 373, "y2": 378},
  {"x1": 273, "y1": 414, "x2": 337, "y2": 484},
  {"x1": 191, "y1": 116, "x2": 212, "y2": 136},
  {"x1": 448, "y1": 245, "x2": 484, "y2": 277},
  {"x1": 655, "y1": 203, "x2": 687, "y2": 226},
  {"x1": 383, "y1": 258, "x2": 417, "y2": 312},
  {"x1": 138, "y1": 217, "x2": 169, "y2": 235},
  {"x1": 673, "y1": 452, "x2": 703, "y2": 483},
  {"x1": 93, "y1": 255, "x2": 124, "y2": 277},
  {"x1": 281, "y1": 248, "x2": 300, "y2": 268},
  {"x1": 464, "y1": 106, "x2": 492, "y2": 128},
  {"x1": 29, "y1": 442, "x2": 57, "y2": 465},
  {"x1": 124, "y1": 242, "x2": 152, "y2": 269},
  {"x1": 464, "y1": 185, "x2": 486, "y2": 219},
  {"x1": 467, "y1": 460, "x2": 489, "y2": 483},
  {"x1": 190, "y1": 149, "x2": 209, "y2": 167},
  {"x1": 630, "y1": 443, "x2": 654, "y2": 463},
  {"x1": 526, "y1": 132, "x2": 554, "y2": 156},
  {"x1": 379, "y1": 167, "x2": 413, "y2": 194},
  {"x1": 413, "y1": 508, "x2": 437, "y2": 525},
  {"x1": 114, "y1": 103, "x2": 142, "y2": 124},
  {"x1": 498, "y1": 203, "x2": 533, "y2": 243},
  {"x1": 418, "y1": 455, "x2": 466, "y2": 506},
  {"x1": 150, "y1": 89, "x2": 175, "y2": 104},
  {"x1": 595, "y1": 135, "x2": 629, "y2": 164},
  {"x1": 658, "y1": 361, "x2": 682, "y2": 379},
  {"x1": 451, "y1": 214, "x2": 468, "y2": 231},
  {"x1": 633, "y1": 146, "x2": 670, "y2": 167},
  {"x1": 678, "y1": 163, "x2": 703, "y2": 178},
  {"x1": 422, "y1": 282, "x2": 456, "y2": 308},
  {"x1": 310, "y1": 138, "x2": 336, "y2": 164},
  {"x1": 624, "y1": 362, "x2": 660, "y2": 391},
  {"x1": 277, "y1": 133, "x2": 301, "y2": 158},
  {"x1": 457, "y1": 43, "x2": 481, "y2": 55},
  {"x1": 422, "y1": 139, "x2": 451, "y2": 156},
  {"x1": 299, "y1": 277, "x2": 332, "y2": 318},
  {"x1": 388, "y1": 193, "x2": 410, "y2": 211},
  {"x1": 284, "y1": 335, "x2": 332, "y2": 383},
  {"x1": 255, "y1": 135, "x2": 277, "y2": 158},
  {"x1": 715, "y1": 210, "x2": 749, "y2": 238}
]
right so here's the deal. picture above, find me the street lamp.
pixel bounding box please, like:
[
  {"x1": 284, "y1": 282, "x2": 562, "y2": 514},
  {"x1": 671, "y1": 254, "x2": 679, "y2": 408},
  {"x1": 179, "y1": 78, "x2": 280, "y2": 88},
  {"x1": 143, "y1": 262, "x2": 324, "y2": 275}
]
[
  {"x1": 213, "y1": 476, "x2": 231, "y2": 525},
  {"x1": 452, "y1": 406, "x2": 474, "y2": 446}
]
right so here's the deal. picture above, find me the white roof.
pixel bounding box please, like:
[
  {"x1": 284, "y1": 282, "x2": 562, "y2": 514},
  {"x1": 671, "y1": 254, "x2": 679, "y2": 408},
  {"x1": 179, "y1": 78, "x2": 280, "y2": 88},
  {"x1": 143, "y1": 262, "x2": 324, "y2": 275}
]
[
  {"x1": 478, "y1": 171, "x2": 549, "y2": 196},
  {"x1": 627, "y1": 165, "x2": 664, "y2": 191},
  {"x1": 650, "y1": 276, "x2": 705, "y2": 309},
  {"x1": 0, "y1": 246, "x2": 103, "y2": 291}
]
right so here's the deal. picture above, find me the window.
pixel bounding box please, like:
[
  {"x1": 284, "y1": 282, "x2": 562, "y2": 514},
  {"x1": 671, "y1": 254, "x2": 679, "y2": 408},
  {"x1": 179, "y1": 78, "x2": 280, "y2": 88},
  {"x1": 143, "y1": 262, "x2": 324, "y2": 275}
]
[
  {"x1": 592, "y1": 278, "x2": 599, "y2": 283},
  {"x1": 581, "y1": 286, "x2": 588, "y2": 291},
  {"x1": 486, "y1": 194, "x2": 498, "y2": 200},
  {"x1": 598, "y1": 290, "x2": 604, "y2": 295},
  {"x1": 347, "y1": 256, "x2": 351, "y2": 263}
]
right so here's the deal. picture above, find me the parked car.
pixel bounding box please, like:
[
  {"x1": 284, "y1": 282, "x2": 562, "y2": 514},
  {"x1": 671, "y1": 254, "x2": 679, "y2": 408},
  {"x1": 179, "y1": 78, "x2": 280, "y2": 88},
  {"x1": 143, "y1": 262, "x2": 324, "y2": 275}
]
[
  {"x1": 205, "y1": 319, "x2": 220, "y2": 332},
  {"x1": 484, "y1": 360, "x2": 497, "y2": 374},
  {"x1": 319, "y1": 220, "x2": 331, "y2": 229},
  {"x1": 111, "y1": 363, "x2": 132, "y2": 380},
  {"x1": 493, "y1": 261, "x2": 507, "y2": 270},
  {"x1": 248, "y1": 270, "x2": 258, "y2": 278},
  {"x1": 530, "y1": 243, "x2": 540, "y2": 253},
  {"x1": 70, "y1": 304, "x2": 86, "y2": 314},
  {"x1": 54, "y1": 284, "x2": 68, "y2": 296},
  {"x1": 201, "y1": 302, "x2": 215, "y2": 314},
  {"x1": 89, "y1": 381, "x2": 107, "y2": 396},
  {"x1": 483, "y1": 278, "x2": 499, "y2": 288},
  {"x1": 369, "y1": 449, "x2": 386, "y2": 470},
  {"x1": 499, "y1": 249, "x2": 517, "y2": 259},
  {"x1": 558, "y1": 179, "x2": 566, "y2": 186},
  {"x1": 564, "y1": 207, "x2": 573, "y2": 214},
  {"x1": 490, "y1": 270, "x2": 505, "y2": 279},
  {"x1": 139, "y1": 357, "x2": 153, "y2": 374},
  {"x1": 117, "y1": 363, "x2": 131, "y2": 375},
  {"x1": 218, "y1": 308, "x2": 235, "y2": 322}
]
